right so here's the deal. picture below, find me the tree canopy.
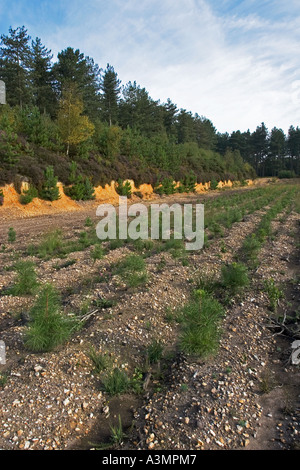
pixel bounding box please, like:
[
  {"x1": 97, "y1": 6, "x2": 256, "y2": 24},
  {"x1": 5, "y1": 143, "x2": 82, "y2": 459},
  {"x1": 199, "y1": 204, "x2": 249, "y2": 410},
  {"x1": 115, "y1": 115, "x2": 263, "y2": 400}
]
[{"x1": 0, "y1": 24, "x2": 299, "y2": 193}]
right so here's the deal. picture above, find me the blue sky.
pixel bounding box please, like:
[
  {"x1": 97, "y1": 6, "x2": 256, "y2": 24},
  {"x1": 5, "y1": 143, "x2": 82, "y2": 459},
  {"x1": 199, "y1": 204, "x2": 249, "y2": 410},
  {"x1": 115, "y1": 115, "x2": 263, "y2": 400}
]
[{"x1": 0, "y1": 0, "x2": 300, "y2": 134}]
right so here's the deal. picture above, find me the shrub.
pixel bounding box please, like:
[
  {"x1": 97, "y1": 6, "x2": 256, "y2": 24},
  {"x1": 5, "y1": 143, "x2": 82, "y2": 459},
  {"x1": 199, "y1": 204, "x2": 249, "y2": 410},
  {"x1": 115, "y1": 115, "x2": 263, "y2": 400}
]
[
  {"x1": 40, "y1": 166, "x2": 60, "y2": 201},
  {"x1": 278, "y1": 170, "x2": 296, "y2": 179},
  {"x1": 114, "y1": 254, "x2": 148, "y2": 287},
  {"x1": 90, "y1": 244, "x2": 104, "y2": 263},
  {"x1": 0, "y1": 189, "x2": 4, "y2": 206},
  {"x1": 220, "y1": 262, "x2": 249, "y2": 295},
  {"x1": 242, "y1": 234, "x2": 261, "y2": 266},
  {"x1": 177, "y1": 294, "x2": 224, "y2": 357},
  {"x1": 38, "y1": 229, "x2": 63, "y2": 258},
  {"x1": 210, "y1": 179, "x2": 219, "y2": 190},
  {"x1": 65, "y1": 175, "x2": 95, "y2": 201},
  {"x1": 9, "y1": 260, "x2": 38, "y2": 295},
  {"x1": 116, "y1": 179, "x2": 132, "y2": 198},
  {"x1": 154, "y1": 177, "x2": 176, "y2": 195},
  {"x1": 8, "y1": 227, "x2": 16, "y2": 243},
  {"x1": 24, "y1": 284, "x2": 78, "y2": 352},
  {"x1": 20, "y1": 185, "x2": 38, "y2": 204},
  {"x1": 263, "y1": 278, "x2": 284, "y2": 312}
]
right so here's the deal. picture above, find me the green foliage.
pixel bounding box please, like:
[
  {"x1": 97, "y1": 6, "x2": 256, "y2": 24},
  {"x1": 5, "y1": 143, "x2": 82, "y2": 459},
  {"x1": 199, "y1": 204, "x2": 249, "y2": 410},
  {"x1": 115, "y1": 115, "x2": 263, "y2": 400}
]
[
  {"x1": 115, "y1": 179, "x2": 132, "y2": 197},
  {"x1": 8, "y1": 226, "x2": 16, "y2": 242},
  {"x1": 102, "y1": 367, "x2": 130, "y2": 396},
  {"x1": 24, "y1": 284, "x2": 78, "y2": 352},
  {"x1": 20, "y1": 184, "x2": 38, "y2": 204},
  {"x1": 220, "y1": 262, "x2": 249, "y2": 295},
  {"x1": 87, "y1": 346, "x2": 111, "y2": 373},
  {"x1": 40, "y1": 166, "x2": 60, "y2": 201},
  {"x1": 263, "y1": 278, "x2": 284, "y2": 312},
  {"x1": 90, "y1": 243, "x2": 104, "y2": 263},
  {"x1": 0, "y1": 189, "x2": 4, "y2": 205},
  {"x1": 242, "y1": 234, "x2": 262, "y2": 267},
  {"x1": 110, "y1": 415, "x2": 125, "y2": 445},
  {"x1": 146, "y1": 339, "x2": 164, "y2": 364},
  {"x1": 210, "y1": 179, "x2": 219, "y2": 190},
  {"x1": 84, "y1": 216, "x2": 93, "y2": 227},
  {"x1": 9, "y1": 260, "x2": 38, "y2": 295},
  {"x1": 178, "y1": 171, "x2": 197, "y2": 193},
  {"x1": 176, "y1": 293, "x2": 225, "y2": 357},
  {"x1": 154, "y1": 177, "x2": 176, "y2": 195},
  {"x1": 278, "y1": 170, "x2": 296, "y2": 179},
  {"x1": 65, "y1": 175, "x2": 95, "y2": 201},
  {"x1": 114, "y1": 254, "x2": 148, "y2": 287},
  {"x1": 38, "y1": 229, "x2": 63, "y2": 258}
]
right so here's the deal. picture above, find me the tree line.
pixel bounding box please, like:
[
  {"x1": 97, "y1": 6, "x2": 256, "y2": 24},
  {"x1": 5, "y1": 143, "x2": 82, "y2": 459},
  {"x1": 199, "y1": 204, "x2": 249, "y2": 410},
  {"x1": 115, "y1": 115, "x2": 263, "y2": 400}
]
[{"x1": 0, "y1": 25, "x2": 298, "y2": 197}]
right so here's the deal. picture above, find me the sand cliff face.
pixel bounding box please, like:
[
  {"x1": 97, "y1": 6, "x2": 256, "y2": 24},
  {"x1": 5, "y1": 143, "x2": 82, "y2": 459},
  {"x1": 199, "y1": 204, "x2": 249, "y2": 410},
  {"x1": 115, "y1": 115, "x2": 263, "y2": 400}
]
[{"x1": 0, "y1": 179, "x2": 252, "y2": 219}]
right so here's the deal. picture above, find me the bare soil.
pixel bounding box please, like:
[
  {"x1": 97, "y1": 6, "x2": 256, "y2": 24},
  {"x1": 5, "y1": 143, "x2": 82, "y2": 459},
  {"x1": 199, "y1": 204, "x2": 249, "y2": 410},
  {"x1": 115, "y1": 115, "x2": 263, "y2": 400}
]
[{"x1": 0, "y1": 182, "x2": 299, "y2": 451}]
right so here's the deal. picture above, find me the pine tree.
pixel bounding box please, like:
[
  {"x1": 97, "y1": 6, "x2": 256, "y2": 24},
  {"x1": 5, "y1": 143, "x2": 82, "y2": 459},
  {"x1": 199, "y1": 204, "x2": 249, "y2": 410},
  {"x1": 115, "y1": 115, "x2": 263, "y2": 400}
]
[
  {"x1": 40, "y1": 166, "x2": 60, "y2": 201},
  {"x1": 30, "y1": 37, "x2": 56, "y2": 116},
  {"x1": 53, "y1": 47, "x2": 101, "y2": 120},
  {"x1": 0, "y1": 26, "x2": 32, "y2": 107},
  {"x1": 100, "y1": 64, "x2": 121, "y2": 126}
]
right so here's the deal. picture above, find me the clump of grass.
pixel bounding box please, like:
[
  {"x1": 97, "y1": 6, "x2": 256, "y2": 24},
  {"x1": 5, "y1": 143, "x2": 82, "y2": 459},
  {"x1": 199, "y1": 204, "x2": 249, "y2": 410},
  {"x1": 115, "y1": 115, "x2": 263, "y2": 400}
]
[
  {"x1": 114, "y1": 254, "x2": 148, "y2": 288},
  {"x1": 9, "y1": 260, "x2": 39, "y2": 296},
  {"x1": 263, "y1": 278, "x2": 284, "y2": 312},
  {"x1": 24, "y1": 283, "x2": 79, "y2": 352},
  {"x1": 220, "y1": 262, "x2": 249, "y2": 296},
  {"x1": 87, "y1": 346, "x2": 111, "y2": 373},
  {"x1": 176, "y1": 292, "x2": 225, "y2": 357},
  {"x1": 259, "y1": 369, "x2": 276, "y2": 394},
  {"x1": 8, "y1": 227, "x2": 16, "y2": 243},
  {"x1": 110, "y1": 415, "x2": 126, "y2": 446},
  {"x1": 102, "y1": 368, "x2": 130, "y2": 396},
  {"x1": 146, "y1": 339, "x2": 164, "y2": 364}
]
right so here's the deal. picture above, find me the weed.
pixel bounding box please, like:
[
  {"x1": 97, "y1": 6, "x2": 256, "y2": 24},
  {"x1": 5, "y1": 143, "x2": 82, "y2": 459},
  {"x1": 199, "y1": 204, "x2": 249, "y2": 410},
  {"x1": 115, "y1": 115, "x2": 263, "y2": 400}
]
[
  {"x1": 110, "y1": 415, "x2": 126, "y2": 445},
  {"x1": 146, "y1": 339, "x2": 164, "y2": 364},
  {"x1": 87, "y1": 346, "x2": 111, "y2": 374},
  {"x1": 259, "y1": 369, "x2": 276, "y2": 394},
  {"x1": 263, "y1": 278, "x2": 284, "y2": 312},
  {"x1": 102, "y1": 368, "x2": 130, "y2": 396},
  {"x1": 130, "y1": 368, "x2": 144, "y2": 394}
]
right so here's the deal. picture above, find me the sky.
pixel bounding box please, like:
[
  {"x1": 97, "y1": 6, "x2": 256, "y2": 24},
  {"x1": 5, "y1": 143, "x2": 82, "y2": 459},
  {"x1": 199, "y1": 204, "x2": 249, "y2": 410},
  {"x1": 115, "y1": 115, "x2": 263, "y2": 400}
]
[{"x1": 0, "y1": 0, "x2": 300, "y2": 135}]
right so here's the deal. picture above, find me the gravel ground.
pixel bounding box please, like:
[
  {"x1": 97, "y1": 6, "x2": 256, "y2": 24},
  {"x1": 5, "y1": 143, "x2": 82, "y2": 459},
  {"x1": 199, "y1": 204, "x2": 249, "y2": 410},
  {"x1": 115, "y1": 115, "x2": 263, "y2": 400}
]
[{"x1": 0, "y1": 184, "x2": 299, "y2": 451}]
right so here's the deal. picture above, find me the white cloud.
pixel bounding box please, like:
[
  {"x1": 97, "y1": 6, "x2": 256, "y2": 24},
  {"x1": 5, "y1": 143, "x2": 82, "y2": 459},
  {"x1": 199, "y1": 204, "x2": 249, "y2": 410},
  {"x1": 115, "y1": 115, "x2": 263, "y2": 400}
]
[{"x1": 3, "y1": 0, "x2": 299, "y2": 134}]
